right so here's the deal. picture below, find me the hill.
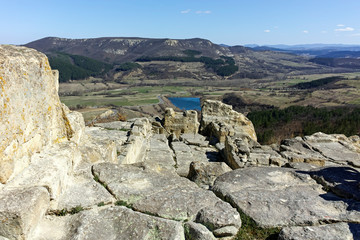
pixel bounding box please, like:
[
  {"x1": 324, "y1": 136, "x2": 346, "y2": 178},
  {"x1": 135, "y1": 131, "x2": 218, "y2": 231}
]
[{"x1": 24, "y1": 37, "x2": 339, "y2": 83}]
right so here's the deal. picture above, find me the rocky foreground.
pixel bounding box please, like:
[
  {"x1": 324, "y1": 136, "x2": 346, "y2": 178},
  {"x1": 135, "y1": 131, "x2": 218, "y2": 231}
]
[{"x1": 0, "y1": 45, "x2": 360, "y2": 240}]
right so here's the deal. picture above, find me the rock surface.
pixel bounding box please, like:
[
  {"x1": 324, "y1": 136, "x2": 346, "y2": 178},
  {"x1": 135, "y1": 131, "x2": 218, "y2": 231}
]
[{"x1": 0, "y1": 45, "x2": 72, "y2": 183}]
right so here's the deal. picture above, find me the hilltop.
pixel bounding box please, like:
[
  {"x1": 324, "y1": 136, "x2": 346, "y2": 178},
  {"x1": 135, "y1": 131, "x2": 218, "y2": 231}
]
[{"x1": 25, "y1": 37, "x2": 340, "y2": 83}]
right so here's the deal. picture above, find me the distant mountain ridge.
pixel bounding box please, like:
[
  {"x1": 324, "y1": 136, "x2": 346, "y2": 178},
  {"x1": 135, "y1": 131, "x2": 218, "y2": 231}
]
[{"x1": 24, "y1": 37, "x2": 353, "y2": 82}]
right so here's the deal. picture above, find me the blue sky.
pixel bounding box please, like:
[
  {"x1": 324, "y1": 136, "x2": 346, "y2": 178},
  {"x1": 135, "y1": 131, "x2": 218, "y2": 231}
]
[{"x1": 1, "y1": 0, "x2": 360, "y2": 46}]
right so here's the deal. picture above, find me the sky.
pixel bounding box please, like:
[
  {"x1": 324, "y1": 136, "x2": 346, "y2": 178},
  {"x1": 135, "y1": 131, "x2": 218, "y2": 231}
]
[{"x1": 1, "y1": 0, "x2": 360, "y2": 46}]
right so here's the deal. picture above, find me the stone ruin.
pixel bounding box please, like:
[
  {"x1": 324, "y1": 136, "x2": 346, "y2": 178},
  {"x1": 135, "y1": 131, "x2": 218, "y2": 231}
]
[{"x1": 0, "y1": 45, "x2": 359, "y2": 240}]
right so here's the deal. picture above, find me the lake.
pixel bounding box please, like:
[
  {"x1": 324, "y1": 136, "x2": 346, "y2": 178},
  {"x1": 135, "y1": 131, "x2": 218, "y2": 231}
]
[{"x1": 168, "y1": 97, "x2": 201, "y2": 111}]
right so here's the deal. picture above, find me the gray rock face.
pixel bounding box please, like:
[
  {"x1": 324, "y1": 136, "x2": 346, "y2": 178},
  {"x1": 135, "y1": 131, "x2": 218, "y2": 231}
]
[
  {"x1": 184, "y1": 222, "x2": 216, "y2": 240},
  {"x1": 0, "y1": 45, "x2": 73, "y2": 183},
  {"x1": 187, "y1": 161, "x2": 232, "y2": 188},
  {"x1": 92, "y1": 163, "x2": 241, "y2": 236},
  {"x1": 309, "y1": 167, "x2": 360, "y2": 201},
  {"x1": 213, "y1": 167, "x2": 360, "y2": 228},
  {"x1": 278, "y1": 222, "x2": 360, "y2": 240},
  {"x1": 200, "y1": 100, "x2": 257, "y2": 143},
  {"x1": 0, "y1": 187, "x2": 49, "y2": 240}
]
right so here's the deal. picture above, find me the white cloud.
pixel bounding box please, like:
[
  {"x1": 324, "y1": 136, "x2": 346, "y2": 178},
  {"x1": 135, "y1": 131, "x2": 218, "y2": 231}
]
[
  {"x1": 337, "y1": 24, "x2": 345, "y2": 27},
  {"x1": 196, "y1": 10, "x2": 211, "y2": 14},
  {"x1": 335, "y1": 27, "x2": 354, "y2": 32},
  {"x1": 181, "y1": 9, "x2": 191, "y2": 14},
  {"x1": 264, "y1": 30, "x2": 271, "y2": 33},
  {"x1": 303, "y1": 30, "x2": 309, "y2": 34}
]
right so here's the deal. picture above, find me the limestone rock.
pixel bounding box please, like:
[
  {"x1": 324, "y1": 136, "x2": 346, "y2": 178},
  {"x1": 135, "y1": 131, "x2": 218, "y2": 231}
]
[
  {"x1": 200, "y1": 100, "x2": 257, "y2": 142},
  {"x1": 309, "y1": 167, "x2": 360, "y2": 201},
  {"x1": 278, "y1": 222, "x2": 360, "y2": 240},
  {"x1": 180, "y1": 133, "x2": 209, "y2": 147},
  {"x1": 33, "y1": 206, "x2": 185, "y2": 240},
  {"x1": 171, "y1": 141, "x2": 194, "y2": 177},
  {"x1": 6, "y1": 142, "x2": 80, "y2": 200},
  {"x1": 187, "y1": 161, "x2": 232, "y2": 188},
  {"x1": 0, "y1": 45, "x2": 73, "y2": 183},
  {"x1": 196, "y1": 201, "x2": 241, "y2": 234},
  {"x1": 213, "y1": 167, "x2": 360, "y2": 228},
  {"x1": 163, "y1": 108, "x2": 200, "y2": 137},
  {"x1": 55, "y1": 178, "x2": 115, "y2": 210},
  {"x1": 143, "y1": 134, "x2": 175, "y2": 173},
  {"x1": 63, "y1": 104, "x2": 85, "y2": 145},
  {"x1": 92, "y1": 162, "x2": 240, "y2": 238},
  {"x1": 0, "y1": 187, "x2": 49, "y2": 240},
  {"x1": 184, "y1": 222, "x2": 216, "y2": 240}
]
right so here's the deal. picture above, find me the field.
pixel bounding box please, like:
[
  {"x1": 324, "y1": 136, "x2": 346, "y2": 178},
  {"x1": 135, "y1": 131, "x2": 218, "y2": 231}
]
[{"x1": 59, "y1": 72, "x2": 360, "y2": 122}]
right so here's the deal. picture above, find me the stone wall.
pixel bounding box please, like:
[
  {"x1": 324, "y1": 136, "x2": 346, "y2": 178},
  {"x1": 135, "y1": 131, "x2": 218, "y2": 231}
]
[{"x1": 163, "y1": 108, "x2": 199, "y2": 137}]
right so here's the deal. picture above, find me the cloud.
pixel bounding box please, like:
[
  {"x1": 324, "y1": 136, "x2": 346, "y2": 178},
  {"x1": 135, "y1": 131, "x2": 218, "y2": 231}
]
[
  {"x1": 351, "y1": 33, "x2": 360, "y2": 36},
  {"x1": 303, "y1": 30, "x2": 309, "y2": 34},
  {"x1": 181, "y1": 9, "x2": 191, "y2": 14},
  {"x1": 264, "y1": 30, "x2": 271, "y2": 33},
  {"x1": 196, "y1": 10, "x2": 211, "y2": 14},
  {"x1": 337, "y1": 24, "x2": 345, "y2": 27},
  {"x1": 335, "y1": 27, "x2": 354, "y2": 32}
]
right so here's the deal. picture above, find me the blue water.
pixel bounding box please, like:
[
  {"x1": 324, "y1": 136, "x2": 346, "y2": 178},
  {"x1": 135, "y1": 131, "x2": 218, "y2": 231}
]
[{"x1": 168, "y1": 97, "x2": 201, "y2": 111}]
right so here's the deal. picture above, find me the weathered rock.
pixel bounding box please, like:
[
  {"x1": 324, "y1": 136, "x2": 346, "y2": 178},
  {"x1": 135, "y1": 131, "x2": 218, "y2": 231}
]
[
  {"x1": 171, "y1": 141, "x2": 194, "y2": 177},
  {"x1": 143, "y1": 134, "x2": 175, "y2": 173},
  {"x1": 163, "y1": 108, "x2": 200, "y2": 137},
  {"x1": 187, "y1": 161, "x2": 232, "y2": 188},
  {"x1": 305, "y1": 132, "x2": 360, "y2": 167},
  {"x1": 55, "y1": 177, "x2": 115, "y2": 210},
  {"x1": 6, "y1": 142, "x2": 80, "y2": 200},
  {"x1": 33, "y1": 206, "x2": 185, "y2": 240},
  {"x1": 118, "y1": 118, "x2": 152, "y2": 164},
  {"x1": 0, "y1": 45, "x2": 73, "y2": 183},
  {"x1": 63, "y1": 105, "x2": 85, "y2": 145},
  {"x1": 309, "y1": 167, "x2": 360, "y2": 201},
  {"x1": 200, "y1": 100, "x2": 257, "y2": 143},
  {"x1": 280, "y1": 137, "x2": 326, "y2": 166},
  {"x1": 0, "y1": 187, "x2": 49, "y2": 240},
  {"x1": 180, "y1": 133, "x2": 209, "y2": 147},
  {"x1": 184, "y1": 222, "x2": 216, "y2": 240},
  {"x1": 92, "y1": 162, "x2": 240, "y2": 237},
  {"x1": 213, "y1": 167, "x2": 360, "y2": 228},
  {"x1": 196, "y1": 201, "x2": 241, "y2": 233},
  {"x1": 90, "y1": 109, "x2": 126, "y2": 125},
  {"x1": 278, "y1": 222, "x2": 360, "y2": 240},
  {"x1": 94, "y1": 120, "x2": 132, "y2": 131}
]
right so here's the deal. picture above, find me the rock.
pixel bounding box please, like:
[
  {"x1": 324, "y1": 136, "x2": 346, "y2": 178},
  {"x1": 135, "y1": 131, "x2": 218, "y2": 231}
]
[
  {"x1": 284, "y1": 162, "x2": 322, "y2": 171},
  {"x1": 171, "y1": 141, "x2": 194, "y2": 177},
  {"x1": 143, "y1": 134, "x2": 175, "y2": 173},
  {"x1": 280, "y1": 137, "x2": 326, "y2": 166},
  {"x1": 196, "y1": 201, "x2": 241, "y2": 232},
  {"x1": 55, "y1": 177, "x2": 115, "y2": 210},
  {"x1": 92, "y1": 162, "x2": 239, "y2": 237},
  {"x1": 187, "y1": 161, "x2": 232, "y2": 188},
  {"x1": 180, "y1": 133, "x2": 209, "y2": 147},
  {"x1": 278, "y1": 222, "x2": 360, "y2": 240},
  {"x1": 90, "y1": 109, "x2": 126, "y2": 125},
  {"x1": 200, "y1": 100, "x2": 257, "y2": 143},
  {"x1": 305, "y1": 132, "x2": 360, "y2": 167},
  {"x1": 212, "y1": 226, "x2": 239, "y2": 237},
  {"x1": 184, "y1": 222, "x2": 216, "y2": 240},
  {"x1": 33, "y1": 206, "x2": 185, "y2": 240},
  {"x1": 6, "y1": 142, "x2": 80, "y2": 200},
  {"x1": 63, "y1": 105, "x2": 85, "y2": 145},
  {"x1": 0, "y1": 45, "x2": 73, "y2": 183},
  {"x1": 309, "y1": 167, "x2": 360, "y2": 201},
  {"x1": 213, "y1": 167, "x2": 360, "y2": 228},
  {"x1": 0, "y1": 187, "x2": 49, "y2": 240},
  {"x1": 163, "y1": 108, "x2": 200, "y2": 137}
]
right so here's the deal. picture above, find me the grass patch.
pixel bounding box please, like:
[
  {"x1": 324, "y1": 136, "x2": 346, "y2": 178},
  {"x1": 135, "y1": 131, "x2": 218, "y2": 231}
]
[
  {"x1": 115, "y1": 200, "x2": 133, "y2": 208},
  {"x1": 51, "y1": 205, "x2": 84, "y2": 216},
  {"x1": 236, "y1": 210, "x2": 280, "y2": 240}
]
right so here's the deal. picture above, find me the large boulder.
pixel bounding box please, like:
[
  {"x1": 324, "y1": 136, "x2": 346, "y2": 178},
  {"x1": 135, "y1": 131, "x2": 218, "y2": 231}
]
[
  {"x1": 0, "y1": 45, "x2": 73, "y2": 183},
  {"x1": 200, "y1": 100, "x2": 257, "y2": 143},
  {"x1": 163, "y1": 108, "x2": 200, "y2": 137}
]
